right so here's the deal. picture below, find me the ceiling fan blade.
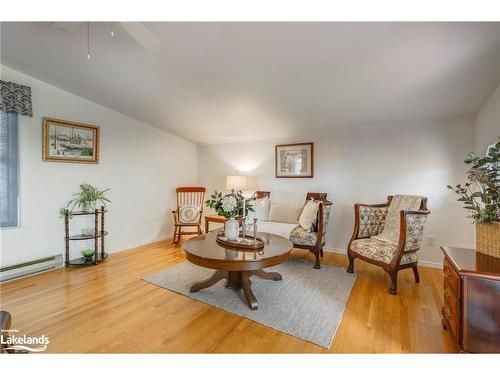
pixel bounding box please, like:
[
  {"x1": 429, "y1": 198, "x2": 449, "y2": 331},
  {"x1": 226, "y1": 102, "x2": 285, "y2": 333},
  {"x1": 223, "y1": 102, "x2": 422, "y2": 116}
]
[
  {"x1": 119, "y1": 22, "x2": 161, "y2": 51},
  {"x1": 52, "y1": 22, "x2": 84, "y2": 32}
]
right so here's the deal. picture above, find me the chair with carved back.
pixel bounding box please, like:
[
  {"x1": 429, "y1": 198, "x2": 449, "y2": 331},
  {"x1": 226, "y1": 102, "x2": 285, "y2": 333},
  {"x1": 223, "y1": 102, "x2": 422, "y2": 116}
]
[
  {"x1": 346, "y1": 195, "x2": 430, "y2": 294},
  {"x1": 253, "y1": 191, "x2": 332, "y2": 269},
  {"x1": 172, "y1": 187, "x2": 206, "y2": 243}
]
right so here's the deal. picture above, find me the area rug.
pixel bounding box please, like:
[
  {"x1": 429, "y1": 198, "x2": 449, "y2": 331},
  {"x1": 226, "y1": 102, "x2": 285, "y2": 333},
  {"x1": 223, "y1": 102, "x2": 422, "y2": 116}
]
[{"x1": 142, "y1": 259, "x2": 357, "y2": 348}]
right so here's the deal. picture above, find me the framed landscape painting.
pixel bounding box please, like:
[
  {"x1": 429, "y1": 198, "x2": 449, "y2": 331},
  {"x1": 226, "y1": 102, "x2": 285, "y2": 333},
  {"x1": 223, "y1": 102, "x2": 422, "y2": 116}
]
[
  {"x1": 43, "y1": 117, "x2": 100, "y2": 163},
  {"x1": 275, "y1": 142, "x2": 314, "y2": 178}
]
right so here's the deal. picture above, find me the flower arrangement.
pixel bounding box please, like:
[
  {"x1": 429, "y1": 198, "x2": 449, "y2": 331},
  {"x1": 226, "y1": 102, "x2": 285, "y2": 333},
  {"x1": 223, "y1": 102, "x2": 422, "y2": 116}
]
[
  {"x1": 447, "y1": 141, "x2": 499, "y2": 223},
  {"x1": 205, "y1": 190, "x2": 253, "y2": 218}
]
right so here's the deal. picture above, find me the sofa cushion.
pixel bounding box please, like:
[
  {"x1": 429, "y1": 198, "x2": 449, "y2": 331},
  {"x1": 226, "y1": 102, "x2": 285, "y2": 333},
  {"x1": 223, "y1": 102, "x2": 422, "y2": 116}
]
[
  {"x1": 298, "y1": 200, "x2": 319, "y2": 231},
  {"x1": 268, "y1": 202, "x2": 304, "y2": 224},
  {"x1": 350, "y1": 238, "x2": 417, "y2": 264},
  {"x1": 257, "y1": 221, "x2": 299, "y2": 239},
  {"x1": 179, "y1": 205, "x2": 200, "y2": 223},
  {"x1": 290, "y1": 226, "x2": 318, "y2": 246},
  {"x1": 247, "y1": 197, "x2": 270, "y2": 221}
]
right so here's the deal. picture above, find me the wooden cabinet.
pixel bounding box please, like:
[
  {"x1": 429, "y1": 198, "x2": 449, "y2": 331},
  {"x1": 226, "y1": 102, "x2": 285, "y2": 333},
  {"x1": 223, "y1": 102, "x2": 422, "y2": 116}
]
[{"x1": 441, "y1": 246, "x2": 500, "y2": 353}]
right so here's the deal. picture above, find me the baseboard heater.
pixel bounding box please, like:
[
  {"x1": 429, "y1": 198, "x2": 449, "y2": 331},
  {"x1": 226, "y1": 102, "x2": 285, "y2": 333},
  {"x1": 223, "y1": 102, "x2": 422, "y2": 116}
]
[{"x1": 0, "y1": 255, "x2": 64, "y2": 283}]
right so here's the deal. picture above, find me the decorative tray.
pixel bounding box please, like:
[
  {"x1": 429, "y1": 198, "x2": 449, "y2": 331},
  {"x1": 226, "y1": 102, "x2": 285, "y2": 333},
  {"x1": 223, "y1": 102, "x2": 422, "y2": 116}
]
[{"x1": 216, "y1": 232, "x2": 265, "y2": 251}]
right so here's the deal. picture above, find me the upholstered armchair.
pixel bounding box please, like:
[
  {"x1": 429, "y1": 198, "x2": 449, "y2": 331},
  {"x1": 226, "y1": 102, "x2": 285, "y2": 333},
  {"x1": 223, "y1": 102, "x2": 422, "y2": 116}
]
[
  {"x1": 346, "y1": 195, "x2": 430, "y2": 294},
  {"x1": 254, "y1": 191, "x2": 332, "y2": 269},
  {"x1": 289, "y1": 193, "x2": 332, "y2": 269}
]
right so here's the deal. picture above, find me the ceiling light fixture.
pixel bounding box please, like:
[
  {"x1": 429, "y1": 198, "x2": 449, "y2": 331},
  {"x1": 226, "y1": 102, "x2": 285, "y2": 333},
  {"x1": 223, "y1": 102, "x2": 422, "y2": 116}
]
[
  {"x1": 110, "y1": 22, "x2": 115, "y2": 37},
  {"x1": 86, "y1": 22, "x2": 91, "y2": 60}
]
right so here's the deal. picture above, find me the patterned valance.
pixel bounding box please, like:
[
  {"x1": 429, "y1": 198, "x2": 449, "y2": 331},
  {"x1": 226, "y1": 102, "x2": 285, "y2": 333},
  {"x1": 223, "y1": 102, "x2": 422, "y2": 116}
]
[{"x1": 0, "y1": 80, "x2": 33, "y2": 117}]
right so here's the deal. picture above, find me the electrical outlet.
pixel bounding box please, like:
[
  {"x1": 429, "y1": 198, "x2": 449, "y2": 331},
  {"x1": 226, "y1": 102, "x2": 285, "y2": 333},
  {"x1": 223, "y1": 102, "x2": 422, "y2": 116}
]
[{"x1": 424, "y1": 235, "x2": 436, "y2": 247}]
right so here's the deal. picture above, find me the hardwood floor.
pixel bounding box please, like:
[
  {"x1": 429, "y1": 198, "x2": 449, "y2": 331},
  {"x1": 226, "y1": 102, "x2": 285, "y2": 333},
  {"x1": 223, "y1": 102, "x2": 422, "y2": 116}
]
[{"x1": 0, "y1": 239, "x2": 456, "y2": 353}]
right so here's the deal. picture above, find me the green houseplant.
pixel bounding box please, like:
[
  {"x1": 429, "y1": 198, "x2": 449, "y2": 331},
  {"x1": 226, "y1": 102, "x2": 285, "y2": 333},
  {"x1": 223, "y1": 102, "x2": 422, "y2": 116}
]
[
  {"x1": 448, "y1": 140, "x2": 499, "y2": 258},
  {"x1": 67, "y1": 183, "x2": 111, "y2": 212}
]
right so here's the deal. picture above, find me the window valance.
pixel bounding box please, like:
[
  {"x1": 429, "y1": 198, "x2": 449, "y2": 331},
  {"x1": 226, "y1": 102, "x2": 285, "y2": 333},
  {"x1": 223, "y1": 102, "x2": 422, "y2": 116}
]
[{"x1": 0, "y1": 80, "x2": 33, "y2": 117}]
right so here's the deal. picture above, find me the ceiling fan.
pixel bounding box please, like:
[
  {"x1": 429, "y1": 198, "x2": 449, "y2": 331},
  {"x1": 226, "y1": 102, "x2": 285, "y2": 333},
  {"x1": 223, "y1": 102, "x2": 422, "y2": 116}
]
[{"x1": 52, "y1": 22, "x2": 161, "y2": 54}]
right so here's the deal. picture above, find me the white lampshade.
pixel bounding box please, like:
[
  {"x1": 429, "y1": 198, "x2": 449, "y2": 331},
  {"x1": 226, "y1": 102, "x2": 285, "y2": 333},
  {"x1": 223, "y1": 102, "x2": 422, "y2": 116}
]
[{"x1": 226, "y1": 175, "x2": 248, "y2": 191}]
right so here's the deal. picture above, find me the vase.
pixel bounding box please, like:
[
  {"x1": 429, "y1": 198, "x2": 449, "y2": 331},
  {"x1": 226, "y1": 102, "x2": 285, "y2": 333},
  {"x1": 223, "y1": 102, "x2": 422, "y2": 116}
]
[
  {"x1": 224, "y1": 217, "x2": 239, "y2": 241},
  {"x1": 476, "y1": 221, "x2": 500, "y2": 258}
]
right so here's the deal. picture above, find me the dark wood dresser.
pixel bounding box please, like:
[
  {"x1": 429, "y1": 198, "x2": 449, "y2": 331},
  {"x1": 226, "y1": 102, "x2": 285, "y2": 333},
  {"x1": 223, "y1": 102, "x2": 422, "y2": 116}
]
[{"x1": 441, "y1": 246, "x2": 500, "y2": 353}]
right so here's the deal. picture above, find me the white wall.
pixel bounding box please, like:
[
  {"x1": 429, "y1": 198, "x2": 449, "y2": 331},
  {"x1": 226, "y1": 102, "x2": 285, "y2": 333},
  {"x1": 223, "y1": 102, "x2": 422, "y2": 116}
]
[
  {"x1": 198, "y1": 120, "x2": 476, "y2": 265},
  {"x1": 475, "y1": 85, "x2": 500, "y2": 154},
  {"x1": 0, "y1": 66, "x2": 197, "y2": 267}
]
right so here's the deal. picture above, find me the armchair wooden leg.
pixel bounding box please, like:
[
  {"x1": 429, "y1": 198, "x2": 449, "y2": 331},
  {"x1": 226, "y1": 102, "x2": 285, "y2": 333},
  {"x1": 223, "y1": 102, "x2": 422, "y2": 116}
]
[
  {"x1": 346, "y1": 251, "x2": 355, "y2": 273},
  {"x1": 388, "y1": 271, "x2": 398, "y2": 295},
  {"x1": 320, "y1": 247, "x2": 324, "y2": 257},
  {"x1": 412, "y1": 265, "x2": 420, "y2": 283},
  {"x1": 313, "y1": 249, "x2": 321, "y2": 269}
]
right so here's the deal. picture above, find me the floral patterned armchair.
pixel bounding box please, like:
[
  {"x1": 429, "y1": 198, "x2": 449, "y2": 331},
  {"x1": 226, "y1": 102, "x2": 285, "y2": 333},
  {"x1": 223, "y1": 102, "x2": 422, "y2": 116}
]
[{"x1": 346, "y1": 195, "x2": 430, "y2": 294}]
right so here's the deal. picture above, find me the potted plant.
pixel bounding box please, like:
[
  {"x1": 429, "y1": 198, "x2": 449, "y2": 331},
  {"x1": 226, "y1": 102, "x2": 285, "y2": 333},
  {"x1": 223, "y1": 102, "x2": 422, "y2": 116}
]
[
  {"x1": 67, "y1": 183, "x2": 111, "y2": 212},
  {"x1": 448, "y1": 140, "x2": 499, "y2": 258},
  {"x1": 205, "y1": 190, "x2": 253, "y2": 241},
  {"x1": 59, "y1": 183, "x2": 111, "y2": 236}
]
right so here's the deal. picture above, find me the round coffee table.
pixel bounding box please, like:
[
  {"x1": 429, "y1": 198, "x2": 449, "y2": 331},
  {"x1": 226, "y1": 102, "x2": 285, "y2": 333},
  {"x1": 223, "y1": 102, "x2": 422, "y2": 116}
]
[{"x1": 183, "y1": 231, "x2": 293, "y2": 310}]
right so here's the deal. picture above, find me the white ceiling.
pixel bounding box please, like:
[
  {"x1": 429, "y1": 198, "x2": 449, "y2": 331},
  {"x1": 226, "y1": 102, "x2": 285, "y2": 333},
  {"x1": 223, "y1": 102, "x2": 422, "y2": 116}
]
[{"x1": 2, "y1": 22, "x2": 500, "y2": 144}]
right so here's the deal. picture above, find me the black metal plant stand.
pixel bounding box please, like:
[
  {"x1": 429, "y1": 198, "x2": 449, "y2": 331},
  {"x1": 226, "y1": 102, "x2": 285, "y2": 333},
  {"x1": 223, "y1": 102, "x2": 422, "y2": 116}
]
[{"x1": 64, "y1": 206, "x2": 109, "y2": 266}]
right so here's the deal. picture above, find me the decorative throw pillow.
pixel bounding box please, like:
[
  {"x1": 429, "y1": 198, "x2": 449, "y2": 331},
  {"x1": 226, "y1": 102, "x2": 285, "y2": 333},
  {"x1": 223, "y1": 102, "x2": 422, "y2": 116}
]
[
  {"x1": 299, "y1": 200, "x2": 320, "y2": 232},
  {"x1": 268, "y1": 202, "x2": 304, "y2": 224},
  {"x1": 179, "y1": 205, "x2": 200, "y2": 223},
  {"x1": 247, "y1": 197, "x2": 271, "y2": 221},
  {"x1": 373, "y1": 195, "x2": 422, "y2": 244}
]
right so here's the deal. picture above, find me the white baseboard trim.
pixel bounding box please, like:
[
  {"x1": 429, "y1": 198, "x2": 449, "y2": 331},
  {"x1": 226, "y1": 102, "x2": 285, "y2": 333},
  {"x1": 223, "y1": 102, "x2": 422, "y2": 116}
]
[
  {"x1": 417, "y1": 260, "x2": 442, "y2": 269},
  {"x1": 323, "y1": 246, "x2": 346, "y2": 254},
  {"x1": 323, "y1": 246, "x2": 442, "y2": 269}
]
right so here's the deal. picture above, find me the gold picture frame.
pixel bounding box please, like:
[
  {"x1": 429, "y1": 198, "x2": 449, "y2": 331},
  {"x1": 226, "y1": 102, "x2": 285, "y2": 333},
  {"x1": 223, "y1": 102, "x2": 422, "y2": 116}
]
[{"x1": 42, "y1": 117, "x2": 100, "y2": 164}]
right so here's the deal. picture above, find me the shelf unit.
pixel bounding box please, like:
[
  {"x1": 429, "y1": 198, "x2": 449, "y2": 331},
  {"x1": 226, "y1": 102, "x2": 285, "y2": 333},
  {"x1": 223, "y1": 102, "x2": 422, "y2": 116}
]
[{"x1": 64, "y1": 206, "x2": 109, "y2": 266}]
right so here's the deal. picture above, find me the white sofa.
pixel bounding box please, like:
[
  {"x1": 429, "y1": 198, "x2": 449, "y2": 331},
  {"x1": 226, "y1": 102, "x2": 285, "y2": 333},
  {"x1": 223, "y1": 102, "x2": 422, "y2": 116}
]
[{"x1": 249, "y1": 191, "x2": 332, "y2": 269}]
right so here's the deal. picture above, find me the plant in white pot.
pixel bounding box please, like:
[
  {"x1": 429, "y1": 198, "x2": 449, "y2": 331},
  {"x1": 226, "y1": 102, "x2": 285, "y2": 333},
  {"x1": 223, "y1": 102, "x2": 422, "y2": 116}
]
[
  {"x1": 448, "y1": 140, "x2": 500, "y2": 258},
  {"x1": 205, "y1": 190, "x2": 253, "y2": 241}
]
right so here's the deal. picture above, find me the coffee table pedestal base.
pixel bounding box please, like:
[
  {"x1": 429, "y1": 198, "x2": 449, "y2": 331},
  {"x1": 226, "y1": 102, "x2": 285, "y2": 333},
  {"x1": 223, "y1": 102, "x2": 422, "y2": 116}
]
[{"x1": 189, "y1": 269, "x2": 282, "y2": 310}]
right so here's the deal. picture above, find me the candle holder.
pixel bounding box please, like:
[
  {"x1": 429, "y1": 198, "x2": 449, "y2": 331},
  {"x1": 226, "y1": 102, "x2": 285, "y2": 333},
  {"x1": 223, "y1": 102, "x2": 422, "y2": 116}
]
[{"x1": 253, "y1": 218, "x2": 258, "y2": 247}]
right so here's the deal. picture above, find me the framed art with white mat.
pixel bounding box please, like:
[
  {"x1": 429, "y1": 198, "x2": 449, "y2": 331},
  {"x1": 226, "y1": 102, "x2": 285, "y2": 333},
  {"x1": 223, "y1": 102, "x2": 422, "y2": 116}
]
[{"x1": 275, "y1": 142, "x2": 313, "y2": 178}]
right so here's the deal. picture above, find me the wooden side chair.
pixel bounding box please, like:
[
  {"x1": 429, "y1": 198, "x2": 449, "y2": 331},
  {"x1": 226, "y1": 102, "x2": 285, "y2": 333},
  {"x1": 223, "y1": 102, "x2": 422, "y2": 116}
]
[
  {"x1": 346, "y1": 195, "x2": 430, "y2": 294},
  {"x1": 172, "y1": 187, "x2": 206, "y2": 243}
]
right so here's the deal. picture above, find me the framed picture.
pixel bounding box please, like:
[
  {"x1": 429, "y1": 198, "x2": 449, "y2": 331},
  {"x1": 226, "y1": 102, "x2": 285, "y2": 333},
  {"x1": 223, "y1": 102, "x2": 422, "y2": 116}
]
[
  {"x1": 42, "y1": 117, "x2": 100, "y2": 164},
  {"x1": 275, "y1": 142, "x2": 314, "y2": 178}
]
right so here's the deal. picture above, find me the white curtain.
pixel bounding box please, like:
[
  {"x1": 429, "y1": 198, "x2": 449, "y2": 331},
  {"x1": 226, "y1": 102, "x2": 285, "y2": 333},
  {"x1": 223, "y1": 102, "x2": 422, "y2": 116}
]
[{"x1": 0, "y1": 111, "x2": 19, "y2": 228}]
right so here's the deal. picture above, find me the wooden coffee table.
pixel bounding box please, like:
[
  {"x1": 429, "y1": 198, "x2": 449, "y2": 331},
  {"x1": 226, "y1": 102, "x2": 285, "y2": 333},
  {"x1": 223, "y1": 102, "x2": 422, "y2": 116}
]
[{"x1": 183, "y1": 231, "x2": 293, "y2": 310}]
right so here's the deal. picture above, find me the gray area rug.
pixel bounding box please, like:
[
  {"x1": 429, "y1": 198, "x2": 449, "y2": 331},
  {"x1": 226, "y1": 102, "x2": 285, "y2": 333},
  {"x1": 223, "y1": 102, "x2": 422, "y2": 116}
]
[{"x1": 143, "y1": 259, "x2": 357, "y2": 348}]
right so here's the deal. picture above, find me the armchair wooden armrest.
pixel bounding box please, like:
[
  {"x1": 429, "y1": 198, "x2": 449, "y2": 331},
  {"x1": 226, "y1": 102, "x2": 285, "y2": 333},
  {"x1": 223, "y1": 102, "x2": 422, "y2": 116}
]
[{"x1": 392, "y1": 209, "x2": 431, "y2": 264}]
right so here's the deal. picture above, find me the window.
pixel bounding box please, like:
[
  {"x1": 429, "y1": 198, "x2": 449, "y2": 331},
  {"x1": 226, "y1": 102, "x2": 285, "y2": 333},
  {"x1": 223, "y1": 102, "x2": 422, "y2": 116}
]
[{"x1": 0, "y1": 111, "x2": 19, "y2": 228}]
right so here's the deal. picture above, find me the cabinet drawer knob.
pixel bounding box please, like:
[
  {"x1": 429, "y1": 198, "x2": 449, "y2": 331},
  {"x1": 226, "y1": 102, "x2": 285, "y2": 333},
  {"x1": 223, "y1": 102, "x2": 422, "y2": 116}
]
[
  {"x1": 444, "y1": 269, "x2": 451, "y2": 278},
  {"x1": 444, "y1": 289, "x2": 451, "y2": 298}
]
